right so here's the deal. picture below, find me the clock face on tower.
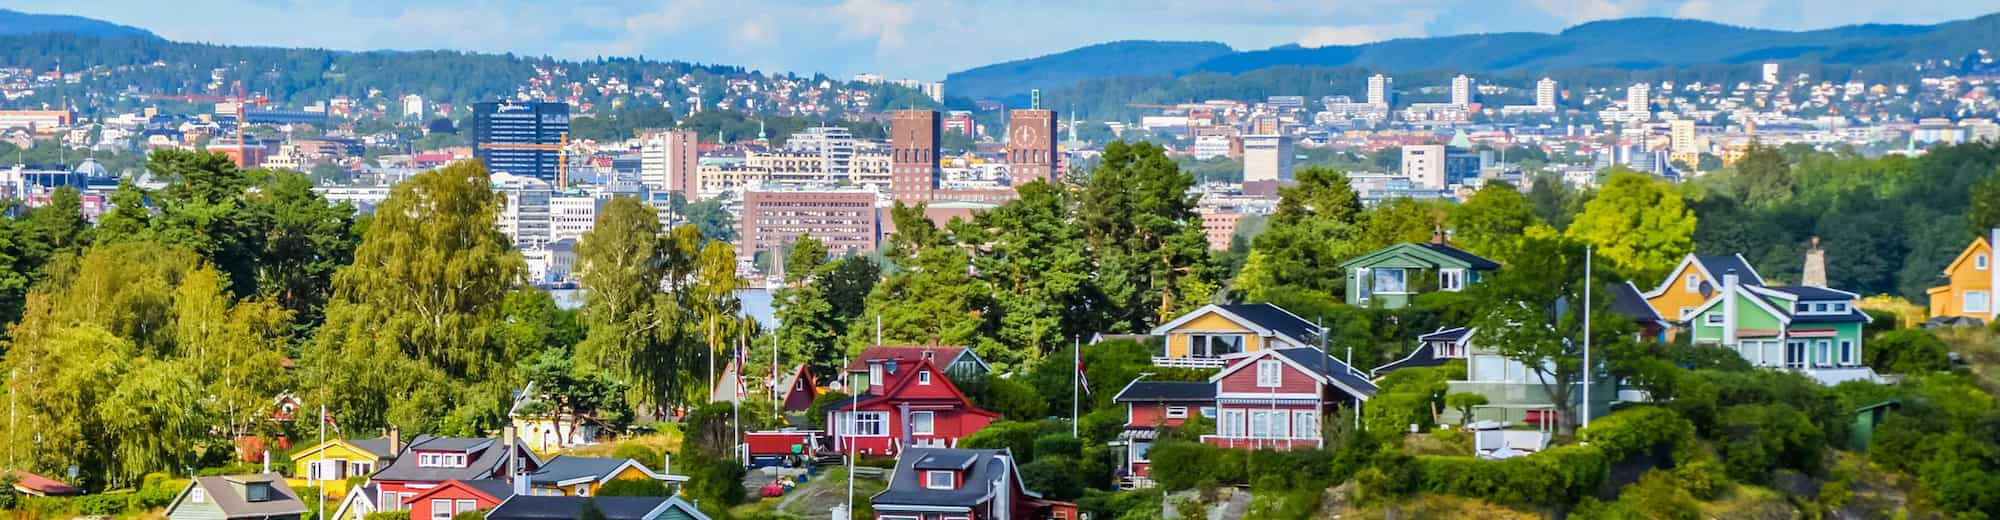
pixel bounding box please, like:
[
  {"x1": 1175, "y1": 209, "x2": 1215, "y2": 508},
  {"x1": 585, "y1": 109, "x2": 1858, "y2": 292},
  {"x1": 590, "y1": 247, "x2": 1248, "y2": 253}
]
[{"x1": 1012, "y1": 125, "x2": 1037, "y2": 145}]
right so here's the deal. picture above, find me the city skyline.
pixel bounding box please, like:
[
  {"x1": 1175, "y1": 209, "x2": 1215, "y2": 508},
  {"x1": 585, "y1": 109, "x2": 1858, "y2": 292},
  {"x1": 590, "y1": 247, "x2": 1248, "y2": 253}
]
[{"x1": 6, "y1": 1, "x2": 1996, "y2": 81}]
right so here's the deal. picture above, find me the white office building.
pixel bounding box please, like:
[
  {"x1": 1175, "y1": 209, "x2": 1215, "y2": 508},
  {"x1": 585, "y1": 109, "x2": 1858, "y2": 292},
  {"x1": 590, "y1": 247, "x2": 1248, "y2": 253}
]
[
  {"x1": 1368, "y1": 74, "x2": 1393, "y2": 107},
  {"x1": 1451, "y1": 75, "x2": 1475, "y2": 107},
  {"x1": 1536, "y1": 78, "x2": 1557, "y2": 109},
  {"x1": 1241, "y1": 135, "x2": 1294, "y2": 183}
]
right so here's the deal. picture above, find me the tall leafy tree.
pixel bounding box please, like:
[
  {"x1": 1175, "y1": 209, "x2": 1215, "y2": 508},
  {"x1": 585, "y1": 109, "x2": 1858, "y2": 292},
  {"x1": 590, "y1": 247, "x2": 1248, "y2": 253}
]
[
  {"x1": 1733, "y1": 141, "x2": 1794, "y2": 206},
  {"x1": 1565, "y1": 171, "x2": 1697, "y2": 282},
  {"x1": 1080, "y1": 141, "x2": 1213, "y2": 330},
  {"x1": 94, "y1": 178, "x2": 153, "y2": 243},
  {"x1": 1235, "y1": 167, "x2": 1367, "y2": 304},
  {"x1": 962, "y1": 180, "x2": 1095, "y2": 370},
  {"x1": 575, "y1": 197, "x2": 667, "y2": 374},
  {"x1": 774, "y1": 235, "x2": 845, "y2": 379},
  {"x1": 1969, "y1": 171, "x2": 2000, "y2": 236},
  {"x1": 1450, "y1": 181, "x2": 1543, "y2": 264},
  {"x1": 308, "y1": 161, "x2": 525, "y2": 432},
  {"x1": 1467, "y1": 235, "x2": 1635, "y2": 436}
]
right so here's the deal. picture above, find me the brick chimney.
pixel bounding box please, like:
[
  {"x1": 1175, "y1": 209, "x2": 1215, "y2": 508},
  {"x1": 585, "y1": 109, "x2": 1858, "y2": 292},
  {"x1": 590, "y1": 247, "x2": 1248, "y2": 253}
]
[
  {"x1": 1802, "y1": 236, "x2": 1827, "y2": 288},
  {"x1": 388, "y1": 426, "x2": 401, "y2": 455},
  {"x1": 1430, "y1": 224, "x2": 1446, "y2": 245}
]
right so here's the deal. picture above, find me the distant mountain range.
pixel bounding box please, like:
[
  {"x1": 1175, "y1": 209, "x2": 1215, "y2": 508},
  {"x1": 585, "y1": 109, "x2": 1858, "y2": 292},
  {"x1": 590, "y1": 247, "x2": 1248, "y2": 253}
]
[
  {"x1": 0, "y1": 8, "x2": 155, "y2": 39},
  {"x1": 947, "y1": 13, "x2": 2000, "y2": 101}
]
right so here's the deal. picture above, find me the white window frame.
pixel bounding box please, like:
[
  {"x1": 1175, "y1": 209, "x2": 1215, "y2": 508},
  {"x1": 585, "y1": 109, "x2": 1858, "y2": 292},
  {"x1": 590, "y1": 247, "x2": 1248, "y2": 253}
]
[
  {"x1": 1373, "y1": 268, "x2": 1408, "y2": 294},
  {"x1": 1979, "y1": 253, "x2": 1990, "y2": 271},
  {"x1": 455, "y1": 500, "x2": 476, "y2": 516},
  {"x1": 1840, "y1": 340, "x2": 1855, "y2": 365},
  {"x1": 1833, "y1": 302, "x2": 1849, "y2": 313},
  {"x1": 1165, "y1": 406, "x2": 1188, "y2": 419},
  {"x1": 1199, "y1": 406, "x2": 1217, "y2": 419},
  {"x1": 1968, "y1": 291, "x2": 1992, "y2": 314},
  {"x1": 1256, "y1": 359, "x2": 1283, "y2": 388},
  {"x1": 1219, "y1": 409, "x2": 1246, "y2": 437},
  {"x1": 191, "y1": 488, "x2": 206, "y2": 504},
  {"x1": 1249, "y1": 410, "x2": 1270, "y2": 438},
  {"x1": 1355, "y1": 268, "x2": 1372, "y2": 301},
  {"x1": 925, "y1": 470, "x2": 956, "y2": 490},
  {"x1": 911, "y1": 411, "x2": 935, "y2": 435},
  {"x1": 1684, "y1": 274, "x2": 1700, "y2": 292},
  {"x1": 843, "y1": 411, "x2": 889, "y2": 437},
  {"x1": 1704, "y1": 313, "x2": 1723, "y2": 326},
  {"x1": 1814, "y1": 340, "x2": 1833, "y2": 367},
  {"x1": 1439, "y1": 269, "x2": 1465, "y2": 291},
  {"x1": 431, "y1": 499, "x2": 451, "y2": 520},
  {"x1": 350, "y1": 461, "x2": 372, "y2": 476},
  {"x1": 917, "y1": 370, "x2": 932, "y2": 385},
  {"x1": 380, "y1": 490, "x2": 394, "y2": 509},
  {"x1": 1293, "y1": 411, "x2": 1318, "y2": 439}
]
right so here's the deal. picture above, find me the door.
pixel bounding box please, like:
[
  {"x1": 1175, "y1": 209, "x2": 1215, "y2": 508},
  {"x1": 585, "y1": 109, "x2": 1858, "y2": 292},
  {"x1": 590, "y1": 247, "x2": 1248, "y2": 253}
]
[{"x1": 1785, "y1": 340, "x2": 1807, "y2": 369}]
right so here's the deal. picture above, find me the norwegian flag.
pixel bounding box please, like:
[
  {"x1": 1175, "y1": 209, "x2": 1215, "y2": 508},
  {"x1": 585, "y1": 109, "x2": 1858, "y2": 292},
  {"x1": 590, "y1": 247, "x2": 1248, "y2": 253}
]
[
  {"x1": 735, "y1": 346, "x2": 749, "y2": 399},
  {"x1": 1076, "y1": 351, "x2": 1090, "y2": 395}
]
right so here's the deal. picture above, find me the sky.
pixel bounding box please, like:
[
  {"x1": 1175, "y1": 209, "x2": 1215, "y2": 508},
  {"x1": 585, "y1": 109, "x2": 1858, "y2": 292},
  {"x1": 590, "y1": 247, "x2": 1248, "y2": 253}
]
[{"x1": 12, "y1": 0, "x2": 1998, "y2": 80}]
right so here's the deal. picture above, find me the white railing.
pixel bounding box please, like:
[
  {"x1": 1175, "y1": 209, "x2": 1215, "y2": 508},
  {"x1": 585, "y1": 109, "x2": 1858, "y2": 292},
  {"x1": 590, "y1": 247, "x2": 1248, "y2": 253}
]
[
  {"x1": 1152, "y1": 356, "x2": 1227, "y2": 368},
  {"x1": 1796, "y1": 366, "x2": 1882, "y2": 385}
]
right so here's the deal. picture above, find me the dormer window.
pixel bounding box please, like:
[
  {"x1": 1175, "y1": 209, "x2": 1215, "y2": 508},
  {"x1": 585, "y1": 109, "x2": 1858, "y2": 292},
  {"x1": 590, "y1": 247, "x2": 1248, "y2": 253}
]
[
  {"x1": 925, "y1": 470, "x2": 956, "y2": 490},
  {"x1": 417, "y1": 452, "x2": 467, "y2": 468},
  {"x1": 1978, "y1": 254, "x2": 1990, "y2": 271},
  {"x1": 246, "y1": 483, "x2": 272, "y2": 502},
  {"x1": 917, "y1": 370, "x2": 932, "y2": 385},
  {"x1": 1684, "y1": 274, "x2": 1700, "y2": 292}
]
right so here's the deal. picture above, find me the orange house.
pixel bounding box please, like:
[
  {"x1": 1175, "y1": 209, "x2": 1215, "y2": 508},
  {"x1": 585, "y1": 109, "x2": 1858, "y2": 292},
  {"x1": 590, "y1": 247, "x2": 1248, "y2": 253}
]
[
  {"x1": 1643, "y1": 254, "x2": 1765, "y2": 323},
  {"x1": 1927, "y1": 231, "x2": 1997, "y2": 321}
]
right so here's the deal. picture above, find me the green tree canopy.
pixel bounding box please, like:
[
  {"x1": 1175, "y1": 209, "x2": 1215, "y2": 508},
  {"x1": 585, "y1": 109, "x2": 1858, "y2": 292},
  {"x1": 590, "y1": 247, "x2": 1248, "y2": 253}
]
[{"x1": 1565, "y1": 171, "x2": 1697, "y2": 282}]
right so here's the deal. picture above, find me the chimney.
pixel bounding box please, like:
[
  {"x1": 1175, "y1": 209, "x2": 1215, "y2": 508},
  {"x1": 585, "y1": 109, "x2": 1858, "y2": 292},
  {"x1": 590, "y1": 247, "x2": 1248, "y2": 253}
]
[
  {"x1": 388, "y1": 426, "x2": 401, "y2": 455},
  {"x1": 1802, "y1": 236, "x2": 1827, "y2": 288},
  {"x1": 1430, "y1": 225, "x2": 1446, "y2": 245},
  {"x1": 503, "y1": 426, "x2": 517, "y2": 480},
  {"x1": 1724, "y1": 269, "x2": 1739, "y2": 290}
]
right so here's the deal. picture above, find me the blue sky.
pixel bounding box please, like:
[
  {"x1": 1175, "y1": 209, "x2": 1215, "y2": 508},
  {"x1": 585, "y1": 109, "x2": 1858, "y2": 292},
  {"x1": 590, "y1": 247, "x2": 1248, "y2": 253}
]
[{"x1": 13, "y1": 1, "x2": 1997, "y2": 80}]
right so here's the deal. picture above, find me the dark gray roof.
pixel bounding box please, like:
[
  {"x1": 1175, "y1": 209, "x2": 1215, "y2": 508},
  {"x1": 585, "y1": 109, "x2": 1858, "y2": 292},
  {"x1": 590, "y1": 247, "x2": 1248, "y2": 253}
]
[
  {"x1": 370, "y1": 436, "x2": 518, "y2": 483},
  {"x1": 1417, "y1": 243, "x2": 1502, "y2": 270},
  {"x1": 457, "y1": 479, "x2": 516, "y2": 501},
  {"x1": 1791, "y1": 310, "x2": 1870, "y2": 323},
  {"x1": 1218, "y1": 303, "x2": 1321, "y2": 343},
  {"x1": 1113, "y1": 381, "x2": 1215, "y2": 402},
  {"x1": 1762, "y1": 285, "x2": 1856, "y2": 301},
  {"x1": 873, "y1": 448, "x2": 1011, "y2": 509},
  {"x1": 1272, "y1": 348, "x2": 1379, "y2": 398},
  {"x1": 348, "y1": 438, "x2": 395, "y2": 458},
  {"x1": 527, "y1": 456, "x2": 630, "y2": 485},
  {"x1": 1416, "y1": 327, "x2": 1471, "y2": 342},
  {"x1": 178, "y1": 473, "x2": 307, "y2": 518},
  {"x1": 487, "y1": 496, "x2": 704, "y2": 520},
  {"x1": 1698, "y1": 255, "x2": 1764, "y2": 286},
  {"x1": 1605, "y1": 282, "x2": 1664, "y2": 322},
  {"x1": 910, "y1": 450, "x2": 979, "y2": 471},
  {"x1": 1374, "y1": 343, "x2": 1449, "y2": 377}
]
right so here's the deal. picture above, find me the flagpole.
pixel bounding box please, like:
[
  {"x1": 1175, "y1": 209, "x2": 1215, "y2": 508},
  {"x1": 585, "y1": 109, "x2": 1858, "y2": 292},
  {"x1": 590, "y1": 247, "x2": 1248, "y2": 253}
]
[
  {"x1": 317, "y1": 404, "x2": 325, "y2": 520},
  {"x1": 1582, "y1": 245, "x2": 1593, "y2": 431},
  {"x1": 845, "y1": 354, "x2": 856, "y2": 520},
  {"x1": 1072, "y1": 337, "x2": 1080, "y2": 438}
]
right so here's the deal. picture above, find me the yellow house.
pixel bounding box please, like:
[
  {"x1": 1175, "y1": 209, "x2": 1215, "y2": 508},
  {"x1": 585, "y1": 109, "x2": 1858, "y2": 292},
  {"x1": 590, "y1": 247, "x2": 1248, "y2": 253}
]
[
  {"x1": 1643, "y1": 254, "x2": 1766, "y2": 323},
  {"x1": 289, "y1": 438, "x2": 395, "y2": 482},
  {"x1": 1927, "y1": 233, "x2": 1996, "y2": 320},
  {"x1": 1147, "y1": 303, "x2": 1323, "y2": 368},
  {"x1": 521, "y1": 456, "x2": 687, "y2": 497}
]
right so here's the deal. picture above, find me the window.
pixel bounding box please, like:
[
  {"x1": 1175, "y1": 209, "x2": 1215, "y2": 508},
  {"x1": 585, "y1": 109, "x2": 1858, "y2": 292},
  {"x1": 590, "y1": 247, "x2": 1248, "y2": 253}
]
[
  {"x1": 1249, "y1": 410, "x2": 1270, "y2": 438},
  {"x1": 190, "y1": 488, "x2": 206, "y2": 504},
  {"x1": 1813, "y1": 303, "x2": 1829, "y2": 313},
  {"x1": 1814, "y1": 340, "x2": 1833, "y2": 368},
  {"x1": 1256, "y1": 359, "x2": 1283, "y2": 388},
  {"x1": 1199, "y1": 407, "x2": 1217, "y2": 419},
  {"x1": 1968, "y1": 291, "x2": 1992, "y2": 314},
  {"x1": 455, "y1": 500, "x2": 476, "y2": 515},
  {"x1": 1785, "y1": 340, "x2": 1807, "y2": 369},
  {"x1": 1684, "y1": 274, "x2": 1701, "y2": 292},
  {"x1": 1293, "y1": 411, "x2": 1319, "y2": 439},
  {"x1": 1979, "y1": 254, "x2": 1990, "y2": 270},
  {"x1": 1373, "y1": 269, "x2": 1408, "y2": 293},
  {"x1": 925, "y1": 470, "x2": 956, "y2": 490},
  {"x1": 576, "y1": 483, "x2": 592, "y2": 497},
  {"x1": 1166, "y1": 406, "x2": 1188, "y2": 419},
  {"x1": 843, "y1": 411, "x2": 888, "y2": 436},
  {"x1": 380, "y1": 490, "x2": 395, "y2": 509},
  {"x1": 1795, "y1": 302, "x2": 1809, "y2": 313},
  {"x1": 431, "y1": 500, "x2": 452, "y2": 520},
  {"x1": 1219, "y1": 409, "x2": 1246, "y2": 437},
  {"x1": 308, "y1": 460, "x2": 325, "y2": 481},
  {"x1": 1439, "y1": 269, "x2": 1465, "y2": 291},
  {"x1": 350, "y1": 462, "x2": 372, "y2": 476},
  {"x1": 1833, "y1": 303, "x2": 1849, "y2": 313},
  {"x1": 868, "y1": 363, "x2": 882, "y2": 387},
  {"x1": 917, "y1": 370, "x2": 932, "y2": 385},
  {"x1": 1132, "y1": 441, "x2": 1154, "y2": 462},
  {"x1": 1267, "y1": 411, "x2": 1290, "y2": 438},
  {"x1": 1705, "y1": 313, "x2": 1723, "y2": 326},
  {"x1": 911, "y1": 411, "x2": 935, "y2": 435},
  {"x1": 1840, "y1": 340, "x2": 1855, "y2": 365},
  {"x1": 1356, "y1": 269, "x2": 1372, "y2": 300},
  {"x1": 246, "y1": 483, "x2": 271, "y2": 502},
  {"x1": 1191, "y1": 334, "x2": 1245, "y2": 358}
]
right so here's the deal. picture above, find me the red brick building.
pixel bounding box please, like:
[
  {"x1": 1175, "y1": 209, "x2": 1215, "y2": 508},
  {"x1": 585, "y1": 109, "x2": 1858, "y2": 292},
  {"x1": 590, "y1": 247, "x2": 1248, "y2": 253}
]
[
  {"x1": 891, "y1": 110, "x2": 940, "y2": 203},
  {"x1": 1006, "y1": 109, "x2": 1058, "y2": 187},
  {"x1": 737, "y1": 189, "x2": 879, "y2": 260}
]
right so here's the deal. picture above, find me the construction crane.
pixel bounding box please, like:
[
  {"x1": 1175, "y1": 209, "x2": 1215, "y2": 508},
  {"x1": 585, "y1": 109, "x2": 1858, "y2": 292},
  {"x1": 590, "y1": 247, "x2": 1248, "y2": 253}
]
[
  {"x1": 478, "y1": 132, "x2": 572, "y2": 189},
  {"x1": 139, "y1": 81, "x2": 269, "y2": 167}
]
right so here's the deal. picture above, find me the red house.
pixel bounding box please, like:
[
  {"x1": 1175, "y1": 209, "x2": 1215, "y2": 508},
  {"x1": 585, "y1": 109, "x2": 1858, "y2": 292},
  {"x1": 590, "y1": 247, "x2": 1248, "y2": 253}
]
[
  {"x1": 1110, "y1": 380, "x2": 1214, "y2": 488},
  {"x1": 824, "y1": 357, "x2": 999, "y2": 456},
  {"x1": 360, "y1": 434, "x2": 541, "y2": 514},
  {"x1": 402, "y1": 479, "x2": 513, "y2": 520},
  {"x1": 776, "y1": 363, "x2": 818, "y2": 413},
  {"x1": 1201, "y1": 348, "x2": 1375, "y2": 451}
]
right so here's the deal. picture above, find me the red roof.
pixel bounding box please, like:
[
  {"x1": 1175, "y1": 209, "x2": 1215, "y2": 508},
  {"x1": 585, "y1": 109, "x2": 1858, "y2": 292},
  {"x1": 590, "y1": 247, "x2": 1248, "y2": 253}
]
[
  {"x1": 10, "y1": 471, "x2": 80, "y2": 496},
  {"x1": 844, "y1": 345, "x2": 968, "y2": 373}
]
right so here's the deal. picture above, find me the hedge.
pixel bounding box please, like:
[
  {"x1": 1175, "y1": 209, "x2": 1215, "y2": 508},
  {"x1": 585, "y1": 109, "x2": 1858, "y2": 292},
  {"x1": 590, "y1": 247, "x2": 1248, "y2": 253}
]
[
  {"x1": 1578, "y1": 406, "x2": 1695, "y2": 463},
  {"x1": 1414, "y1": 445, "x2": 1608, "y2": 507}
]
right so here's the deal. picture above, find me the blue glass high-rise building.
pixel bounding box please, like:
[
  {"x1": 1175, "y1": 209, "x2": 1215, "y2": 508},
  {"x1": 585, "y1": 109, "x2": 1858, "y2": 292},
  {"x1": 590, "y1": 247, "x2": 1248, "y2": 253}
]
[{"x1": 473, "y1": 101, "x2": 569, "y2": 182}]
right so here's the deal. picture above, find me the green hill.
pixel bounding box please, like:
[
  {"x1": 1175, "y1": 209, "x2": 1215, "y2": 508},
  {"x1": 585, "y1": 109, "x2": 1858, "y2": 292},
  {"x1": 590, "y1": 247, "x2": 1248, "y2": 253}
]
[
  {"x1": 0, "y1": 9, "x2": 155, "y2": 39},
  {"x1": 944, "y1": 40, "x2": 1232, "y2": 102}
]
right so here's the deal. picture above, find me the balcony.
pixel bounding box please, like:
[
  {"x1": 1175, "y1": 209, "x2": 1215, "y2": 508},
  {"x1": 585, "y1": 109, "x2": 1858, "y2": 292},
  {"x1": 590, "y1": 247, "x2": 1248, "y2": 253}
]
[
  {"x1": 1198, "y1": 435, "x2": 1321, "y2": 450},
  {"x1": 1152, "y1": 356, "x2": 1227, "y2": 369}
]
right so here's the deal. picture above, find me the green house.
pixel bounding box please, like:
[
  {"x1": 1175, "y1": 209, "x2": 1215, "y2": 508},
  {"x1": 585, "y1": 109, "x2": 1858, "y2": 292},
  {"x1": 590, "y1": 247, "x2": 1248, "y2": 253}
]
[
  {"x1": 1685, "y1": 272, "x2": 1876, "y2": 385},
  {"x1": 1341, "y1": 241, "x2": 1500, "y2": 309}
]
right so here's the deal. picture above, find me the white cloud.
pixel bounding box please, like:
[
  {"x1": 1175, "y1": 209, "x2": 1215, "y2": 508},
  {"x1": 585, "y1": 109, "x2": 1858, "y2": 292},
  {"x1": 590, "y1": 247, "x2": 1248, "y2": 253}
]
[
  {"x1": 1527, "y1": 0, "x2": 1643, "y2": 25},
  {"x1": 1296, "y1": 23, "x2": 1426, "y2": 47},
  {"x1": 829, "y1": 0, "x2": 917, "y2": 50},
  {"x1": 732, "y1": 14, "x2": 777, "y2": 48}
]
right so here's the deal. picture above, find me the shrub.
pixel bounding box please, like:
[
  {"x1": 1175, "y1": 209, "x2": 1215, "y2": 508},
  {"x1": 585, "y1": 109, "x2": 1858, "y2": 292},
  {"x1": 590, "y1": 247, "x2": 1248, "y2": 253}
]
[
  {"x1": 364, "y1": 512, "x2": 412, "y2": 520},
  {"x1": 611, "y1": 443, "x2": 663, "y2": 470},
  {"x1": 1674, "y1": 458, "x2": 1727, "y2": 500},
  {"x1": 1020, "y1": 456, "x2": 1085, "y2": 501},
  {"x1": 960, "y1": 421, "x2": 1042, "y2": 461},
  {"x1": 1716, "y1": 404, "x2": 1824, "y2": 484},
  {"x1": 1444, "y1": 392, "x2": 1488, "y2": 426},
  {"x1": 676, "y1": 451, "x2": 747, "y2": 507},
  {"x1": 969, "y1": 374, "x2": 1048, "y2": 421},
  {"x1": 76, "y1": 494, "x2": 130, "y2": 516},
  {"x1": 1413, "y1": 445, "x2": 1608, "y2": 508},
  {"x1": 1364, "y1": 391, "x2": 1436, "y2": 436},
  {"x1": 1866, "y1": 329, "x2": 1951, "y2": 375},
  {"x1": 1579, "y1": 406, "x2": 1695, "y2": 463},
  {"x1": 451, "y1": 510, "x2": 487, "y2": 520},
  {"x1": 1034, "y1": 433, "x2": 1083, "y2": 461},
  {"x1": 805, "y1": 391, "x2": 849, "y2": 429},
  {"x1": 1145, "y1": 441, "x2": 1223, "y2": 491},
  {"x1": 596, "y1": 478, "x2": 671, "y2": 497}
]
